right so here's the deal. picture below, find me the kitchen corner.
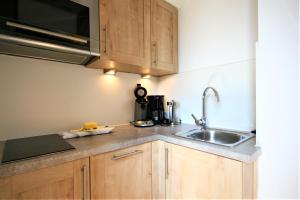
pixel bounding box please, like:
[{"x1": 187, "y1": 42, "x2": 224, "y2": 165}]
[{"x1": 0, "y1": 0, "x2": 298, "y2": 198}]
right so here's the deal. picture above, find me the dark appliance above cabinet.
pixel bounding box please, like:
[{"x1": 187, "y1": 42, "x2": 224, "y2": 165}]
[{"x1": 0, "y1": 0, "x2": 100, "y2": 65}]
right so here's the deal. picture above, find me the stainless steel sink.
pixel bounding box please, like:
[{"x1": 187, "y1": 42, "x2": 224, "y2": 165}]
[{"x1": 174, "y1": 128, "x2": 255, "y2": 147}]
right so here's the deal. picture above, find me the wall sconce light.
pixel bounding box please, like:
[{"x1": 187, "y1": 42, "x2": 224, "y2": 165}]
[
  {"x1": 104, "y1": 69, "x2": 117, "y2": 75},
  {"x1": 141, "y1": 74, "x2": 151, "y2": 79}
]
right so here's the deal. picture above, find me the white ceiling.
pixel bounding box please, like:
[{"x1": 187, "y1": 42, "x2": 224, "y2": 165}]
[{"x1": 165, "y1": 0, "x2": 185, "y2": 8}]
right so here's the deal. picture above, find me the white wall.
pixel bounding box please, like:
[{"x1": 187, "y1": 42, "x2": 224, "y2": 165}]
[
  {"x1": 256, "y1": 0, "x2": 299, "y2": 198},
  {"x1": 158, "y1": 0, "x2": 257, "y2": 131},
  {"x1": 165, "y1": 0, "x2": 184, "y2": 8},
  {"x1": 0, "y1": 55, "x2": 158, "y2": 140}
]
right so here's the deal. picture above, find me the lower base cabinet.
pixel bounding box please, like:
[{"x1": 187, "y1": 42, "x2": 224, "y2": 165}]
[
  {"x1": 90, "y1": 143, "x2": 152, "y2": 199},
  {"x1": 0, "y1": 158, "x2": 89, "y2": 200},
  {"x1": 0, "y1": 141, "x2": 256, "y2": 199},
  {"x1": 152, "y1": 141, "x2": 256, "y2": 199}
]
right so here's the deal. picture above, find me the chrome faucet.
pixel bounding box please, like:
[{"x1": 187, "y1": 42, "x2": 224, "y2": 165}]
[{"x1": 192, "y1": 87, "x2": 219, "y2": 129}]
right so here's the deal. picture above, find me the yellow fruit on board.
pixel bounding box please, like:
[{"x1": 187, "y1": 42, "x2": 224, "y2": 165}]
[{"x1": 83, "y1": 122, "x2": 98, "y2": 130}]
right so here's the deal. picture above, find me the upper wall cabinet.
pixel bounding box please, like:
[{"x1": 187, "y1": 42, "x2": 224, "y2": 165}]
[
  {"x1": 151, "y1": 0, "x2": 178, "y2": 73},
  {"x1": 87, "y1": 0, "x2": 178, "y2": 76},
  {"x1": 101, "y1": 0, "x2": 151, "y2": 67}
]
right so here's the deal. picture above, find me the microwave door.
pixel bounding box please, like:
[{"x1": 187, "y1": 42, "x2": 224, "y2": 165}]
[
  {"x1": 0, "y1": 34, "x2": 93, "y2": 65},
  {"x1": 0, "y1": 0, "x2": 100, "y2": 64},
  {"x1": 0, "y1": 0, "x2": 90, "y2": 40},
  {"x1": 70, "y1": 0, "x2": 99, "y2": 54}
]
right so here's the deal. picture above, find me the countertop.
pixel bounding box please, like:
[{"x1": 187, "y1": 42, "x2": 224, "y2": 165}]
[{"x1": 0, "y1": 124, "x2": 261, "y2": 178}]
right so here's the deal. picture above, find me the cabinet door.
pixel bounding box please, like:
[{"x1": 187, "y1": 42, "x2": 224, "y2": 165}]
[
  {"x1": 100, "y1": 0, "x2": 151, "y2": 67},
  {"x1": 151, "y1": 0, "x2": 178, "y2": 72},
  {"x1": 91, "y1": 143, "x2": 152, "y2": 199},
  {"x1": 152, "y1": 140, "x2": 166, "y2": 199},
  {"x1": 0, "y1": 158, "x2": 90, "y2": 200},
  {"x1": 165, "y1": 143, "x2": 243, "y2": 199}
]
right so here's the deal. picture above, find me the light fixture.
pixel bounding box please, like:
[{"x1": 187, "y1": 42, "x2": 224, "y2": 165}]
[
  {"x1": 141, "y1": 74, "x2": 151, "y2": 79},
  {"x1": 104, "y1": 69, "x2": 117, "y2": 75}
]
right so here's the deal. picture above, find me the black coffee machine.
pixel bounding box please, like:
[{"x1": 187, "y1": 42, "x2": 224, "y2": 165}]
[
  {"x1": 133, "y1": 84, "x2": 154, "y2": 127},
  {"x1": 147, "y1": 95, "x2": 165, "y2": 125}
]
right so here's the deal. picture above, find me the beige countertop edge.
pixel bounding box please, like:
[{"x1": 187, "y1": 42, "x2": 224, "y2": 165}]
[{"x1": 0, "y1": 129, "x2": 261, "y2": 179}]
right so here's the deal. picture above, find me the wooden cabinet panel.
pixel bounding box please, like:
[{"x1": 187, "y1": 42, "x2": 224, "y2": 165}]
[
  {"x1": 151, "y1": 0, "x2": 178, "y2": 73},
  {"x1": 165, "y1": 143, "x2": 243, "y2": 199},
  {"x1": 73, "y1": 157, "x2": 90, "y2": 200},
  {"x1": 242, "y1": 162, "x2": 257, "y2": 199},
  {"x1": 88, "y1": 0, "x2": 178, "y2": 76},
  {"x1": 0, "y1": 141, "x2": 256, "y2": 200},
  {"x1": 0, "y1": 158, "x2": 89, "y2": 200},
  {"x1": 91, "y1": 143, "x2": 152, "y2": 199},
  {"x1": 0, "y1": 177, "x2": 11, "y2": 199},
  {"x1": 100, "y1": 0, "x2": 151, "y2": 67},
  {"x1": 151, "y1": 140, "x2": 166, "y2": 199}
]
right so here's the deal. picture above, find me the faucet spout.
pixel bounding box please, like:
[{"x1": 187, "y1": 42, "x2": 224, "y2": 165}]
[
  {"x1": 201, "y1": 87, "x2": 219, "y2": 129},
  {"x1": 202, "y1": 87, "x2": 219, "y2": 102},
  {"x1": 191, "y1": 87, "x2": 220, "y2": 129}
]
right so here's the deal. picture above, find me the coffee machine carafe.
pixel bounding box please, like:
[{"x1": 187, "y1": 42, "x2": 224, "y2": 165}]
[{"x1": 147, "y1": 95, "x2": 165, "y2": 124}]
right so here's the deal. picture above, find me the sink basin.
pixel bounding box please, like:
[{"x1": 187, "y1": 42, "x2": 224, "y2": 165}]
[{"x1": 174, "y1": 128, "x2": 255, "y2": 147}]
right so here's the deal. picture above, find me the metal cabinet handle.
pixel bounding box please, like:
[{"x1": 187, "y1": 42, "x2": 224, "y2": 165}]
[
  {"x1": 111, "y1": 150, "x2": 143, "y2": 160},
  {"x1": 103, "y1": 24, "x2": 108, "y2": 54},
  {"x1": 155, "y1": 43, "x2": 158, "y2": 65},
  {"x1": 152, "y1": 42, "x2": 158, "y2": 65},
  {"x1": 81, "y1": 165, "x2": 86, "y2": 200},
  {"x1": 165, "y1": 148, "x2": 169, "y2": 179}
]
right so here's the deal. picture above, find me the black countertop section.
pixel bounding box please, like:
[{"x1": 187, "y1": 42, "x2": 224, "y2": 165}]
[{"x1": 2, "y1": 134, "x2": 75, "y2": 164}]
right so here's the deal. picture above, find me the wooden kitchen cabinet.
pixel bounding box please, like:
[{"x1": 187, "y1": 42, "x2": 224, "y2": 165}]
[
  {"x1": 151, "y1": 0, "x2": 178, "y2": 73},
  {"x1": 151, "y1": 140, "x2": 167, "y2": 199},
  {"x1": 0, "y1": 158, "x2": 90, "y2": 200},
  {"x1": 88, "y1": 0, "x2": 152, "y2": 75},
  {"x1": 87, "y1": 0, "x2": 178, "y2": 76},
  {"x1": 0, "y1": 141, "x2": 256, "y2": 200},
  {"x1": 100, "y1": 0, "x2": 151, "y2": 67},
  {"x1": 163, "y1": 143, "x2": 256, "y2": 199},
  {"x1": 90, "y1": 143, "x2": 152, "y2": 199}
]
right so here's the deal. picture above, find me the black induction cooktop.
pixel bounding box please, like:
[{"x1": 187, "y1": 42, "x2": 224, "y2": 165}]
[{"x1": 1, "y1": 134, "x2": 75, "y2": 164}]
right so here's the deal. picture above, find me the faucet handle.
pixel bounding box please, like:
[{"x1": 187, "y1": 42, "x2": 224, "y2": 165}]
[
  {"x1": 191, "y1": 114, "x2": 198, "y2": 121},
  {"x1": 191, "y1": 114, "x2": 202, "y2": 126}
]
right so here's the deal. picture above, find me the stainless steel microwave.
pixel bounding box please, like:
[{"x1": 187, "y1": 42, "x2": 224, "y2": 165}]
[{"x1": 0, "y1": 0, "x2": 100, "y2": 65}]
